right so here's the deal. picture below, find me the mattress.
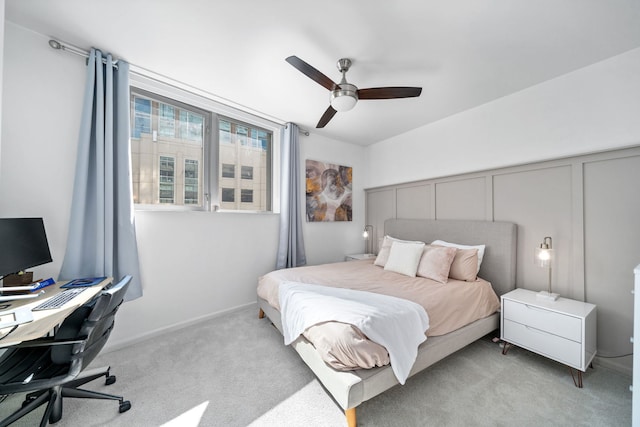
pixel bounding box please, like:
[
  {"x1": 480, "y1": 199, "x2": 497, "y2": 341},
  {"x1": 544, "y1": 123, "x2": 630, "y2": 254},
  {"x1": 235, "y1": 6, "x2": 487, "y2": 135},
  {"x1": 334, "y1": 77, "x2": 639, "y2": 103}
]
[{"x1": 257, "y1": 258, "x2": 500, "y2": 370}]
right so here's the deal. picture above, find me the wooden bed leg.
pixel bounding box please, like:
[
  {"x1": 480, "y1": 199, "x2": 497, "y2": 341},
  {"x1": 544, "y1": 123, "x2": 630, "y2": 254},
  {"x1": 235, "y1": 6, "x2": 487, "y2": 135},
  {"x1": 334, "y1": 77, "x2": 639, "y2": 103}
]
[
  {"x1": 258, "y1": 308, "x2": 265, "y2": 319},
  {"x1": 345, "y1": 407, "x2": 356, "y2": 427}
]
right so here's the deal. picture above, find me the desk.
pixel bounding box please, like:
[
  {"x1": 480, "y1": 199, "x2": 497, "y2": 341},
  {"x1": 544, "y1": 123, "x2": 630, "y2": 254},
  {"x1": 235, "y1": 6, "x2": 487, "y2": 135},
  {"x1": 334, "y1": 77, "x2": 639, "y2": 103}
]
[{"x1": 0, "y1": 277, "x2": 112, "y2": 348}]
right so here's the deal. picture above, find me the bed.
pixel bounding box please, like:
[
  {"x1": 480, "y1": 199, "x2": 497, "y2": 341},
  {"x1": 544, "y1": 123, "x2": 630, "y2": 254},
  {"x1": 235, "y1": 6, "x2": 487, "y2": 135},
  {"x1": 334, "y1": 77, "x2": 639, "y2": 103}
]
[{"x1": 257, "y1": 218, "x2": 517, "y2": 426}]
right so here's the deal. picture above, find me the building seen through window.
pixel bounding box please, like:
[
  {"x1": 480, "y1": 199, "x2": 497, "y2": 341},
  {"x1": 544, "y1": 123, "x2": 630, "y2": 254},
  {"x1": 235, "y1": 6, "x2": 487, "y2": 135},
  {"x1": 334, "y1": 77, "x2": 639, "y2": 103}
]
[
  {"x1": 218, "y1": 118, "x2": 271, "y2": 210},
  {"x1": 130, "y1": 89, "x2": 272, "y2": 211}
]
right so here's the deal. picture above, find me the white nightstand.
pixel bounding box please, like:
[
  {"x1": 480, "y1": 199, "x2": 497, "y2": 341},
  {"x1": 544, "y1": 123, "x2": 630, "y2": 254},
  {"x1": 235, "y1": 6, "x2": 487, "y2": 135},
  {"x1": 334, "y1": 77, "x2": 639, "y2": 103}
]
[
  {"x1": 345, "y1": 253, "x2": 376, "y2": 261},
  {"x1": 500, "y1": 288, "x2": 597, "y2": 387}
]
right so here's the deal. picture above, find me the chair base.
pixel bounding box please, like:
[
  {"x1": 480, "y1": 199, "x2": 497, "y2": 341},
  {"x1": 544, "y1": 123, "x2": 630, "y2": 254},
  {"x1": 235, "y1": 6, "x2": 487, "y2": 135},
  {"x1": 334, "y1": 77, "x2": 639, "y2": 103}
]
[{"x1": 0, "y1": 366, "x2": 131, "y2": 427}]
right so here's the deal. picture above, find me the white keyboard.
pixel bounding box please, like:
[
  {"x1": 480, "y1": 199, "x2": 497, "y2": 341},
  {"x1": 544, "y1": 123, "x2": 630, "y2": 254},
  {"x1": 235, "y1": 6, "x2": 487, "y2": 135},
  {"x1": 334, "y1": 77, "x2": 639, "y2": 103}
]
[{"x1": 33, "y1": 288, "x2": 87, "y2": 311}]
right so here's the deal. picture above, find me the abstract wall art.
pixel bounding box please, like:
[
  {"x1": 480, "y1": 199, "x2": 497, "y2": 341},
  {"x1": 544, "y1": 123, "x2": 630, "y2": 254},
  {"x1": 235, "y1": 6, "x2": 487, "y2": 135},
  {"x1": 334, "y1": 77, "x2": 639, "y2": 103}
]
[{"x1": 305, "y1": 159, "x2": 352, "y2": 222}]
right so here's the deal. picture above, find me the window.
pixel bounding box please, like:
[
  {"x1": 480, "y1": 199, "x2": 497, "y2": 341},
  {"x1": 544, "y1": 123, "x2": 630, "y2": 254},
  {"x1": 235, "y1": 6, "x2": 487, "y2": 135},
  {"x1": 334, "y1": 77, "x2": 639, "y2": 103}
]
[
  {"x1": 241, "y1": 166, "x2": 253, "y2": 180},
  {"x1": 184, "y1": 159, "x2": 199, "y2": 205},
  {"x1": 130, "y1": 85, "x2": 275, "y2": 212},
  {"x1": 158, "y1": 103, "x2": 175, "y2": 137},
  {"x1": 180, "y1": 110, "x2": 204, "y2": 143},
  {"x1": 241, "y1": 189, "x2": 253, "y2": 203},
  {"x1": 132, "y1": 97, "x2": 151, "y2": 138},
  {"x1": 159, "y1": 156, "x2": 175, "y2": 203},
  {"x1": 221, "y1": 188, "x2": 235, "y2": 202},
  {"x1": 222, "y1": 164, "x2": 235, "y2": 178},
  {"x1": 130, "y1": 89, "x2": 206, "y2": 208}
]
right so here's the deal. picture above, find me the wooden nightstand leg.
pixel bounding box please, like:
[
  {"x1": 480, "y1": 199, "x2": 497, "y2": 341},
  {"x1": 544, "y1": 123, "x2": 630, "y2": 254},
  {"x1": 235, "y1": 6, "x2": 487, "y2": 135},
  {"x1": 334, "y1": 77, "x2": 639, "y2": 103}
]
[
  {"x1": 258, "y1": 308, "x2": 265, "y2": 319},
  {"x1": 569, "y1": 367, "x2": 583, "y2": 388}
]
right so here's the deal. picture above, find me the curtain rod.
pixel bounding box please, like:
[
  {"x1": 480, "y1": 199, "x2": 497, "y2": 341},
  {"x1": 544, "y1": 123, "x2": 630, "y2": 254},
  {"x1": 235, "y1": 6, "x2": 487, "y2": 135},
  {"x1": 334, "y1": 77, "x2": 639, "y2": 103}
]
[
  {"x1": 47, "y1": 38, "x2": 301, "y2": 132},
  {"x1": 48, "y1": 39, "x2": 119, "y2": 69}
]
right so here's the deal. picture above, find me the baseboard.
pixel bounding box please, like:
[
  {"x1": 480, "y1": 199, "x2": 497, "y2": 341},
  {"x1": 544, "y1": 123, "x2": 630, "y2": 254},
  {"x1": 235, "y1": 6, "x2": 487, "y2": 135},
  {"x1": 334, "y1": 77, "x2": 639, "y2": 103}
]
[
  {"x1": 102, "y1": 301, "x2": 258, "y2": 353},
  {"x1": 593, "y1": 355, "x2": 632, "y2": 377}
]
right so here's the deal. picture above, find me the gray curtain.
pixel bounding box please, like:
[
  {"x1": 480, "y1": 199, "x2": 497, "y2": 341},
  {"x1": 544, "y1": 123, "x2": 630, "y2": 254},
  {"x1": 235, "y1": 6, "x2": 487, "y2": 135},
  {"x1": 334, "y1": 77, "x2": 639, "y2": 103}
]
[
  {"x1": 59, "y1": 48, "x2": 142, "y2": 301},
  {"x1": 276, "y1": 123, "x2": 307, "y2": 269}
]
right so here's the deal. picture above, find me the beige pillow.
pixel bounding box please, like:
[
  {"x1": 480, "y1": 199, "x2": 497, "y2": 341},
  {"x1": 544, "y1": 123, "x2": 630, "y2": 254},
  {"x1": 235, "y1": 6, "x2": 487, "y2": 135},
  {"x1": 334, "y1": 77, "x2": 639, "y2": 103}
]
[
  {"x1": 416, "y1": 245, "x2": 457, "y2": 283},
  {"x1": 383, "y1": 241, "x2": 425, "y2": 277},
  {"x1": 431, "y1": 240, "x2": 485, "y2": 274},
  {"x1": 374, "y1": 235, "x2": 424, "y2": 267},
  {"x1": 444, "y1": 247, "x2": 479, "y2": 281}
]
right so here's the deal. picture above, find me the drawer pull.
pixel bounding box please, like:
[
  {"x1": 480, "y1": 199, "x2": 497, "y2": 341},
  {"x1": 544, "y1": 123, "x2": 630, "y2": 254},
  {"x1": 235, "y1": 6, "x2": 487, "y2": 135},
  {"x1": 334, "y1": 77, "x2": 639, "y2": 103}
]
[
  {"x1": 525, "y1": 325, "x2": 548, "y2": 335},
  {"x1": 524, "y1": 304, "x2": 549, "y2": 313}
]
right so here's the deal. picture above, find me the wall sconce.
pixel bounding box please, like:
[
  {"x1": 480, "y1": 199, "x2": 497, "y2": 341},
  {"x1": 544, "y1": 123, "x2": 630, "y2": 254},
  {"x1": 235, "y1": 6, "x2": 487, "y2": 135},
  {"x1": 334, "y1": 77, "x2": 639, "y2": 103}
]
[
  {"x1": 362, "y1": 225, "x2": 373, "y2": 255},
  {"x1": 535, "y1": 236, "x2": 558, "y2": 301}
]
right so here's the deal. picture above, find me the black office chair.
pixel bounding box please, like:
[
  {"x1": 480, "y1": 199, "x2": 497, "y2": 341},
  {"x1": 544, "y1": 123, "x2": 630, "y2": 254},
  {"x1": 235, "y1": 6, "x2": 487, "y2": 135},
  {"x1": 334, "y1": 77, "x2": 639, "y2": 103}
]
[{"x1": 0, "y1": 275, "x2": 133, "y2": 426}]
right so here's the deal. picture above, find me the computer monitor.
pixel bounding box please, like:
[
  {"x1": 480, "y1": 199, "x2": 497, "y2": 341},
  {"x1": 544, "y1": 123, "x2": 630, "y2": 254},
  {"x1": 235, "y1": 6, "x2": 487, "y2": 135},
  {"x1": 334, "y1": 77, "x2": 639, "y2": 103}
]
[{"x1": 0, "y1": 218, "x2": 53, "y2": 279}]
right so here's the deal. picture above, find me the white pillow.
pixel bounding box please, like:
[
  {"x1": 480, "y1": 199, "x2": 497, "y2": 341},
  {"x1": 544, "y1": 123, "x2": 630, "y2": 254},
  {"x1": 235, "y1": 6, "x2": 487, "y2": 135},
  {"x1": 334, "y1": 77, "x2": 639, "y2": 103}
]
[
  {"x1": 431, "y1": 240, "x2": 486, "y2": 274},
  {"x1": 374, "y1": 235, "x2": 424, "y2": 267},
  {"x1": 383, "y1": 241, "x2": 426, "y2": 277}
]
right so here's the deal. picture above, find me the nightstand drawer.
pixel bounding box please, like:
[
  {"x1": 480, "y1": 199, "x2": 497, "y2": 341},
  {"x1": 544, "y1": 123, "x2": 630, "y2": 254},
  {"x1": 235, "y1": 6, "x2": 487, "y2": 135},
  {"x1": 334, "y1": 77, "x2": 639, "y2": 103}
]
[
  {"x1": 503, "y1": 319, "x2": 581, "y2": 368},
  {"x1": 503, "y1": 299, "x2": 582, "y2": 342}
]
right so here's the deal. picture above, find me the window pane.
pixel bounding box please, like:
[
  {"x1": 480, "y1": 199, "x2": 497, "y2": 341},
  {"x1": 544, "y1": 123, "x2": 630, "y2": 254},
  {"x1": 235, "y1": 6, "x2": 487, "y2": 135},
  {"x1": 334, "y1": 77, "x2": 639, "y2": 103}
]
[
  {"x1": 184, "y1": 159, "x2": 199, "y2": 205},
  {"x1": 241, "y1": 166, "x2": 253, "y2": 180},
  {"x1": 222, "y1": 164, "x2": 235, "y2": 178},
  {"x1": 180, "y1": 111, "x2": 204, "y2": 143},
  {"x1": 222, "y1": 188, "x2": 235, "y2": 202},
  {"x1": 241, "y1": 189, "x2": 253, "y2": 203},
  {"x1": 158, "y1": 103, "x2": 175, "y2": 138},
  {"x1": 130, "y1": 90, "x2": 206, "y2": 208},
  {"x1": 220, "y1": 120, "x2": 232, "y2": 145},
  {"x1": 133, "y1": 97, "x2": 151, "y2": 138},
  {"x1": 159, "y1": 156, "x2": 175, "y2": 203},
  {"x1": 219, "y1": 118, "x2": 271, "y2": 211}
]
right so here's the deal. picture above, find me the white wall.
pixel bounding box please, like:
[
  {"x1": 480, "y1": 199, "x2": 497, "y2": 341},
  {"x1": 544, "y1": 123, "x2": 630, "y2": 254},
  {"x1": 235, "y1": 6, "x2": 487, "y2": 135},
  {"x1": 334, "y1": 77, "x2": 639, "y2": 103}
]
[
  {"x1": 0, "y1": 0, "x2": 6, "y2": 173},
  {"x1": 0, "y1": 22, "x2": 366, "y2": 349},
  {"x1": 300, "y1": 132, "x2": 368, "y2": 264},
  {"x1": 367, "y1": 48, "x2": 640, "y2": 188}
]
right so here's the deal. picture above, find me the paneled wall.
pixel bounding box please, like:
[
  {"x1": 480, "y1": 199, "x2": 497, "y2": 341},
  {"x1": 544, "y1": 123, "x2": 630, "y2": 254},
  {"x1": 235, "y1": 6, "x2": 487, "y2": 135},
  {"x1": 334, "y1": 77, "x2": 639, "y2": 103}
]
[{"x1": 366, "y1": 146, "x2": 640, "y2": 374}]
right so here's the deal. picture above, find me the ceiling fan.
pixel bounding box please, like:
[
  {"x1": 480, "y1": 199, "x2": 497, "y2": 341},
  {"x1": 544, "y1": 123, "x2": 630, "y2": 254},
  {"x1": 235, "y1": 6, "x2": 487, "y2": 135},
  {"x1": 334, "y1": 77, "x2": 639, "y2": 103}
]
[{"x1": 286, "y1": 55, "x2": 422, "y2": 128}]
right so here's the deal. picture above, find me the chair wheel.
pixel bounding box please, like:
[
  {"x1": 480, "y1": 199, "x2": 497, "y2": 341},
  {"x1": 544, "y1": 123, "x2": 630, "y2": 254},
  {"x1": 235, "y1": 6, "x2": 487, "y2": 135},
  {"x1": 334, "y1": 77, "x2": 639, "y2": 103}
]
[
  {"x1": 119, "y1": 400, "x2": 131, "y2": 413},
  {"x1": 106, "y1": 375, "x2": 116, "y2": 385}
]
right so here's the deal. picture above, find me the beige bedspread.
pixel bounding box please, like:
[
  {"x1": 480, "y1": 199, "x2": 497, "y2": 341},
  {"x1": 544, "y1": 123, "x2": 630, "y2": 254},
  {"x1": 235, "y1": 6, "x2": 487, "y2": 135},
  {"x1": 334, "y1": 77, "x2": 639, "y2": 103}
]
[{"x1": 258, "y1": 258, "x2": 500, "y2": 370}]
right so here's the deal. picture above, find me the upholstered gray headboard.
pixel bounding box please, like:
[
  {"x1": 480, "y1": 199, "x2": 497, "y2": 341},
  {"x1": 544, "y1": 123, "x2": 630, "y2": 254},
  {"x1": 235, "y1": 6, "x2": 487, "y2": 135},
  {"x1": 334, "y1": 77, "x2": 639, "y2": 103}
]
[{"x1": 384, "y1": 219, "x2": 517, "y2": 296}]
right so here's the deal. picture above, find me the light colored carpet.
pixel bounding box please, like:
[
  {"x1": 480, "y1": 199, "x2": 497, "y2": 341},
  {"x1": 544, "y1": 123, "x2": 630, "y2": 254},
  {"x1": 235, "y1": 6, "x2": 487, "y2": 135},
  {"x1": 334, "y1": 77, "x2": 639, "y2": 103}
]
[{"x1": 0, "y1": 304, "x2": 632, "y2": 426}]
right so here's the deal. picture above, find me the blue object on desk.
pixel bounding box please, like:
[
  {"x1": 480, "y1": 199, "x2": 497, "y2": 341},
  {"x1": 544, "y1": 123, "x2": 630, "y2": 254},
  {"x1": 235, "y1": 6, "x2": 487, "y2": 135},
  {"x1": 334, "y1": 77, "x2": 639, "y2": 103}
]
[
  {"x1": 62, "y1": 277, "x2": 107, "y2": 288},
  {"x1": 31, "y1": 278, "x2": 56, "y2": 292}
]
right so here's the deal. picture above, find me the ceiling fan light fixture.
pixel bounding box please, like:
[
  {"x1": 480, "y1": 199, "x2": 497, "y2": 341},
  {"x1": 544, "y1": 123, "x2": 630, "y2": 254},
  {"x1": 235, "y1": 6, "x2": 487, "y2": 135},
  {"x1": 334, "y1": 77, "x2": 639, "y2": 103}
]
[{"x1": 330, "y1": 84, "x2": 358, "y2": 112}]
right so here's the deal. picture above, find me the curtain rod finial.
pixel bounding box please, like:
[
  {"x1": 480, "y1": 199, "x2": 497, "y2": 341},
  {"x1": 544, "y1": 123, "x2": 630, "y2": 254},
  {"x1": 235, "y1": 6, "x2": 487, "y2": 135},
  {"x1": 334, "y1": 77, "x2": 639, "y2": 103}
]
[{"x1": 49, "y1": 39, "x2": 62, "y2": 50}]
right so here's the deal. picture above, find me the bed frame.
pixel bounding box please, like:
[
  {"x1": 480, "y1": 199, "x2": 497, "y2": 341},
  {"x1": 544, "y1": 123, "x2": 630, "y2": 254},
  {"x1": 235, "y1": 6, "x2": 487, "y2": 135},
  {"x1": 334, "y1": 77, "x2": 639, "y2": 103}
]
[{"x1": 258, "y1": 218, "x2": 517, "y2": 427}]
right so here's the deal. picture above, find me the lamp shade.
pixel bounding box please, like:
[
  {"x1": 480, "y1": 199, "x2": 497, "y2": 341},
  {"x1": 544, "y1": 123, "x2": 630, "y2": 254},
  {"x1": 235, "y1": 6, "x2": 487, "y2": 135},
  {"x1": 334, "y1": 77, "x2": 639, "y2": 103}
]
[
  {"x1": 534, "y1": 236, "x2": 553, "y2": 268},
  {"x1": 363, "y1": 225, "x2": 373, "y2": 254},
  {"x1": 331, "y1": 83, "x2": 358, "y2": 112},
  {"x1": 331, "y1": 93, "x2": 357, "y2": 112}
]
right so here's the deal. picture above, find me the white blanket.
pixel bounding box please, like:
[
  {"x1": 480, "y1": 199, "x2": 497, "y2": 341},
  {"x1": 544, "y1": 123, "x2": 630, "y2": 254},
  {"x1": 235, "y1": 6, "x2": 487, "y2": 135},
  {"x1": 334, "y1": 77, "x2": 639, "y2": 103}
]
[{"x1": 279, "y1": 281, "x2": 430, "y2": 384}]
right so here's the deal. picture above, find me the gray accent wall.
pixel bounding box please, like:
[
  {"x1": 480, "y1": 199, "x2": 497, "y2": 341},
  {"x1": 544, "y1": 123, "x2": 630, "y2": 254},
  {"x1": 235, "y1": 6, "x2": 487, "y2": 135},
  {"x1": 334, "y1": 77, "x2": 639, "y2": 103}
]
[{"x1": 365, "y1": 146, "x2": 640, "y2": 374}]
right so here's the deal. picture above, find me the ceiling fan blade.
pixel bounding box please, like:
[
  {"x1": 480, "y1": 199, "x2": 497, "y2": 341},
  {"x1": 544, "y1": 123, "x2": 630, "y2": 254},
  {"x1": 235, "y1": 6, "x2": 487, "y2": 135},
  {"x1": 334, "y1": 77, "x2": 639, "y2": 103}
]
[
  {"x1": 286, "y1": 56, "x2": 339, "y2": 91},
  {"x1": 316, "y1": 106, "x2": 337, "y2": 128},
  {"x1": 357, "y1": 87, "x2": 422, "y2": 100}
]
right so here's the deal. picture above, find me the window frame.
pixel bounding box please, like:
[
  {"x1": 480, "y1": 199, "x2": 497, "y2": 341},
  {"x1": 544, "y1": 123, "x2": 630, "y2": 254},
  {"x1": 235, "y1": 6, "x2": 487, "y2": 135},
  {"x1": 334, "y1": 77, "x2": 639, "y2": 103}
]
[{"x1": 129, "y1": 73, "x2": 281, "y2": 214}]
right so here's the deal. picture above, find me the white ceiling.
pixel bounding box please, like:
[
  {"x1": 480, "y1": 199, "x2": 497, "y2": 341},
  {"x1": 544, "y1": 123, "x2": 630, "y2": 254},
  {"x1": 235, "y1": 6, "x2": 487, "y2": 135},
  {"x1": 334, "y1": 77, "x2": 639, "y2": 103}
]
[{"x1": 6, "y1": 0, "x2": 640, "y2": 145}]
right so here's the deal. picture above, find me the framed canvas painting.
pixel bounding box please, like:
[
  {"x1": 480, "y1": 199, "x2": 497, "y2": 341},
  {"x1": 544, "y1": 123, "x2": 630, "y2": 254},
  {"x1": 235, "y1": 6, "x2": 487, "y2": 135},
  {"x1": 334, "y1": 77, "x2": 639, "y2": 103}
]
[{"x1": 305, "y1": 159, "x2": 352, "y2": 222}]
